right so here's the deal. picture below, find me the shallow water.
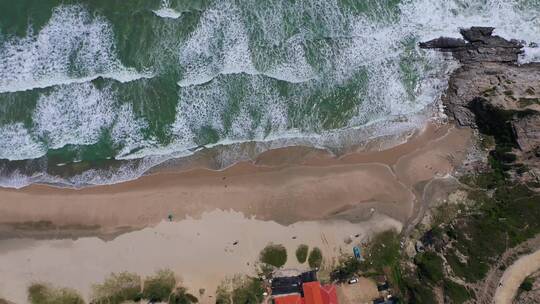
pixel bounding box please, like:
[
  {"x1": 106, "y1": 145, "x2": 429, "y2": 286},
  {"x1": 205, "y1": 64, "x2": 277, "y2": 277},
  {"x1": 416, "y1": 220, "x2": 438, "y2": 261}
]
[{"x1": 0, "y1": 0, "x2": 539, "y2": 188}]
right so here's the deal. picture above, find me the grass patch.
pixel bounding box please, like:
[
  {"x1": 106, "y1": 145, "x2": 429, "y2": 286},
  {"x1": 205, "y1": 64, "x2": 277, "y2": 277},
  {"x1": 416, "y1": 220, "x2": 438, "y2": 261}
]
[
  {"x1": 259, "y1": 243, "x2": 287, "y2": 268},
  {"x1": 365, "y1": 230, "x2": 401, "y2": 272},
  {"x1": 296, "y1": 244, "x2": 309, "y2": 264},
  {"x1": 91, "y1": 272, "x2": 142, "y2": 304},
  {"x1": 28, "y1": 283, "x2": 84, "y2": 304},
  {"x1": 142, "y1": 269, "x2": 176, "y2": 302},
  {"x1": 443, "y1": 280, "x2": 472, "y2": 304},
  {"x1": 308, "y1": 247, "x2": 323, "y2": 269}
]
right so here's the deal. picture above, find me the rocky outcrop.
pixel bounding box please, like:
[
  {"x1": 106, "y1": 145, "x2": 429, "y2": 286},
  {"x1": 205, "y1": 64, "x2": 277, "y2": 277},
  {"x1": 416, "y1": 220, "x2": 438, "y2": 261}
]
[
  {"x1": 420, "y1": 27, "x2": 540, "y2": 178},
  {"x1": 420, "y1": 27, "x2": 524, "y2": 63}
]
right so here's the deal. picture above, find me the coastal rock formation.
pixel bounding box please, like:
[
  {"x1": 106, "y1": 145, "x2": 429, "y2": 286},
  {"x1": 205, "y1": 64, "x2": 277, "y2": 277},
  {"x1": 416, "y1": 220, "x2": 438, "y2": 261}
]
[
  {"x1": 419, "y1": 26, "x2": 524, "y2": 63},
  {"x1": 421, "y1": 27, "x2": 540, "y2": 177}
]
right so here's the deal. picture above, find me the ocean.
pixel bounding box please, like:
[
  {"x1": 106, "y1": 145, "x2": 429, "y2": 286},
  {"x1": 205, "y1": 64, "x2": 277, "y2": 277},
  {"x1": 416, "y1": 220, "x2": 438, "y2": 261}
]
[{"x1": 0, "y1": 0, "x2": 539, "y2": 188}]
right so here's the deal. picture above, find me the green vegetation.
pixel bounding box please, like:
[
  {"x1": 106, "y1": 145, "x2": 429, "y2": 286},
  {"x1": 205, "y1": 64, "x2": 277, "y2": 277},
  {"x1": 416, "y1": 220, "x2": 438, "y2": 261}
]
[
  {"x1": 169, "y1": 287, "x2": 199, "y2": 304},
  {"x1": 214, "y1": 276, "x2": 264, "y2": 304},
  {"x1": 215, "y1": 285, "x2": 232, "y2": 304},
  {"x1": 307, "y1": 247, "x2": 323, "y2": 269},
  {"x1": 329, "y1": 255, "x2": 362, "y2": 282},
  {"x1": 415, "y1": 252, "x2": 444, "y2": 283},
  {"x1": 231, "y1": 277, "x2": 265, "y2": 304},
  {"x1": 91, "y1": 272, "x2": 142, "y2": 304},
  {"x1": 259, "y1": 243, "x2": 287, "y2": 268},
  {"x1": 365, "y1": 230, "x2": 401, "y2": 272},
  {"x1": 28, "y1": 283, "x2": 84, "y2": 304},
  {"x1": 295, "y1": 244, "x2": 309, "y2": 264},
  {"x1": 142, "y1": 269, "x2": 176, "y2": 302},
  {"x1": 443, "y1": 280, "x2": 472, "y2": 304},
  {"x1": 519, "y1": 277, "x2": 534, "y2": 292}
]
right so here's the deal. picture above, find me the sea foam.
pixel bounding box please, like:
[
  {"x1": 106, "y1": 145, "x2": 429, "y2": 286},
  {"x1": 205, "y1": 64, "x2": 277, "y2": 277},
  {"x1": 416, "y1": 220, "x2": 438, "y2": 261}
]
[{"x1": 0, "y1": 5, "x2": 150, "y2": 94}]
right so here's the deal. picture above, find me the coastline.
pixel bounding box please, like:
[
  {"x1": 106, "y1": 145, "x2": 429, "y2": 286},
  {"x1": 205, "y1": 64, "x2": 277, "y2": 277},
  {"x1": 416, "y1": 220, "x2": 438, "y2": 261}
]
[
  {"x1": 0, "y1": 119, "x2": 473, "y2": 304},
  {"x1": 0, "y1": 120, "x2": 472, "y2": 240}
]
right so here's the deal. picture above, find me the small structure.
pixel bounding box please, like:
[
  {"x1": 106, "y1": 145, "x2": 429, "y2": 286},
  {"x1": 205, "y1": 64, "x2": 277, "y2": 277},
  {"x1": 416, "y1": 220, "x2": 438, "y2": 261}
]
[
  {"x1": 353, "y1": 247, "x2": 362, "y2": 260},
  {"x1": 272, "y1": 270, "x2": 338, "y2": 304}
]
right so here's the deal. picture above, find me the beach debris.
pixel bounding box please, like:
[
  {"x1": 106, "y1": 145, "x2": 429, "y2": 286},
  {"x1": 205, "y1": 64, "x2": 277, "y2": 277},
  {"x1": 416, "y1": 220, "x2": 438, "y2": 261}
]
[
  {"x1": 167, "y1": 213, "x2": 174, "y2": 221},
  {"x1": 233, "y1": 240, "x2": 239, "y2": 245},
  {"x1": 354, "y1": 234, "x2": 360, "y2": 238},
  {"x1": 292, "y1": 236, "x2": 297, "y2": 239}
]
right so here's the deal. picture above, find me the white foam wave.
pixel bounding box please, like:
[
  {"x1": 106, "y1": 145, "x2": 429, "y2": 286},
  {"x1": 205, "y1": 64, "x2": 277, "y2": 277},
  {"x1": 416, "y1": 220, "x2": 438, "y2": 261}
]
[
  {"x1": 177, "y1": 2, "x2": 316, "y2": 87},
  {"x1": 0, "y1": 5, "x2": 150, "y2": 93},
  {"x1": 32, "y1": 82, "x2": 148, "y2": 153},
  {"x1": 153, "y1": 8, "x2": 181, "y2": 19},
  {"x1": 153, "y1": 0, "x2": 181, "y2": 19},
  {"x1": 0, "y1": 123, "x2": 46, "y2": 160}
]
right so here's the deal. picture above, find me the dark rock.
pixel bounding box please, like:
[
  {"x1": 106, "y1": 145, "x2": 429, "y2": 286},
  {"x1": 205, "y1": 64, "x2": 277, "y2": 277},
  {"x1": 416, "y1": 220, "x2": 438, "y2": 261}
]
[{"x1": 420, "y1": 26, "x2": 523, "y2": 63}]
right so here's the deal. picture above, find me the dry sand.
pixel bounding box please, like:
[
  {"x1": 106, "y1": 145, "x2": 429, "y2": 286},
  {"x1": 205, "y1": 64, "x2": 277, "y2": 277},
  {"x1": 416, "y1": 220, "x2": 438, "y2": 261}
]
[
  {"x1": 0, "y1": 210, "x2": 401, "y2": 304},
  {"x1": 0, "y1": 121, "x2": 473, "y2": 303}
]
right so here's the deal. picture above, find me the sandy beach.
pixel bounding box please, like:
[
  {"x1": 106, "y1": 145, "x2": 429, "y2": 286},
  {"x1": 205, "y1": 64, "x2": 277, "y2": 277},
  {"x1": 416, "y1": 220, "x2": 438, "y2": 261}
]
[
  {"x1": 0, "y1": 121, "x2": 473, "y2": 303},
  {"x1": 0, "y1": 122, "x2": 471, "y2": 237}
]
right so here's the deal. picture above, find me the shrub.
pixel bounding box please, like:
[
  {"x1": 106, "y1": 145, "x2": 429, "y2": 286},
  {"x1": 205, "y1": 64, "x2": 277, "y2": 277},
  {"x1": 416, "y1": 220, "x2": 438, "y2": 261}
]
[
  {"x1": 308, "y1": 247, "x2": 323, "y2": 269},
  {"x1": 231, "y1": 277, "x2": 264, "y2": 304},
  {"x1": 443, "y1": 280, "x2": 472, "y2": 304},
  {"x1": 91, "y1": 272, "x2": 142, "y2": 304},
  {"x1": 169, "y1": 287, "x2": 198, "y2": 304},
  {"x1": 295, "y1": 245, "x2": 309, "y2": 264},
  {"x1": 215, "y1": 285, "x2": 232, "y2": 304},
  {"x1": 330, "y1": 256, "x2": 362, "y2": 282},
  {"x1": 415, "y1": 252, "x2": 444, "y2": 283},
  {"x1": 519, "y1": 277, "x2": 534, "y2": 292},
  {"x1": 28, "y1": 283, "x2": 85, "y2": 304},
  {"x1": 142, "y1": 269, "x2": 176, "y2": 302},
  {"x1": 259, "y1": 244, "x2": 287, "y2": 268}
]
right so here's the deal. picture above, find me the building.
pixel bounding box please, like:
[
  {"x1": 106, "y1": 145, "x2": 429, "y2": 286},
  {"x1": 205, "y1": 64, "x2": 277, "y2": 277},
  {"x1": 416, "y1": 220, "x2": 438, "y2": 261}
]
[{"x1": 272, "y1": 271, "x2": 338, "y2": 304}]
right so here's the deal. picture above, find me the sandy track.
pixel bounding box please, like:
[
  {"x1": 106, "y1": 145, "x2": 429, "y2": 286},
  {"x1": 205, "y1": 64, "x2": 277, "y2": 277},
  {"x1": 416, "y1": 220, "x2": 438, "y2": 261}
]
[{"x1": 494, "y1": 249, "x2": 540, "y2": 304}]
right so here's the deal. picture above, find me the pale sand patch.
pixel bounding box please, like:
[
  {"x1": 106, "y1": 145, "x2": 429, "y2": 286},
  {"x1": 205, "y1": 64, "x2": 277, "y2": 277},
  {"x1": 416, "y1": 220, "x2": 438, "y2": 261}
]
[
  {"x1": 494, "y1": 249, "x2": 540, "y2": 304},
  {"x1": 0, "y1": 210, "x2": 401, "y2": 304},
  {"x1": 337, "y1": 277, "x2": 380, "y2": 304}
]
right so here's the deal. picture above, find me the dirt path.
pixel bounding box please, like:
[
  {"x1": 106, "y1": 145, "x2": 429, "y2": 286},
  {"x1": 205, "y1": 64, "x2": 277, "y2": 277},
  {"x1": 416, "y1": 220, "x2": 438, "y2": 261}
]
[{"x1": 493, "y1": 249, "x2": 540, "y2": 304}]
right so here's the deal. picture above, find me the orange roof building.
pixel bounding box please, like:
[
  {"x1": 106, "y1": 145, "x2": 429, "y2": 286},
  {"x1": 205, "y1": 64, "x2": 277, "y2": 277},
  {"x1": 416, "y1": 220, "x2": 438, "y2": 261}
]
[
  {"x1": 273, "y1": 281, "x2": 338, "y2": 304},
  {"x1": 303, "y1": 282, "x2": 324, "y2": 304},
  {"x1": 274, "y1": 294, "x2": 304, "y2": 304},
  {"x1": 320, "y1": 284, "x2": 339, "y2": 304}
]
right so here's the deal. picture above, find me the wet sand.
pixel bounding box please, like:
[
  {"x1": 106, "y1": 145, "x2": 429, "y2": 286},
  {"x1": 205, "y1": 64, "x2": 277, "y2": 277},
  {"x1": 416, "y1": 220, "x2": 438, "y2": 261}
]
[{"x1": 0, "y1": 122, "x2": 472, "y2": 238}]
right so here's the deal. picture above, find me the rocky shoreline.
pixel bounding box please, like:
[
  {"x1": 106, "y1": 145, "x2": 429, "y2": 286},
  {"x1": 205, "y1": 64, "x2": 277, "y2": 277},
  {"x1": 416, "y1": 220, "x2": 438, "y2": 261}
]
[
  {"x1": 421, "y1": 26, "x2": 540, "y2": 183},
  {"x1": 399, "y1": 27, "x2": 540, "y2": 304}
]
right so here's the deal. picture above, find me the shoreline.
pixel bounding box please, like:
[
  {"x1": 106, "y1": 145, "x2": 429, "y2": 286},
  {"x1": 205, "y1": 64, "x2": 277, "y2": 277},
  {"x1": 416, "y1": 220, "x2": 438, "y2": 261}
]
[
  {"x1": 0, "y1": 120, "x2": 472, "y2": 240},
  {"x1": 0, "y1": 120, "x2": 473, "y2": 304}
]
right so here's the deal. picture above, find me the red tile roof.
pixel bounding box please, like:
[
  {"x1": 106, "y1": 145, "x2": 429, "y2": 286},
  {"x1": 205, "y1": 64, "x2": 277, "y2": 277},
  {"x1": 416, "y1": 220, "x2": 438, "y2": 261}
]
[
  {"x1": 274, "y1": 294, "x2": 304, "y2": 304},
  {"x1": 320, "y1": 284, "x2": 339, "y2": 304},
  {"x1": 302, "y1": 282, "x2": 324, "y2": 304},
  {"x1": 273, "y1": 281, "x2": 339, "y2": 304}
]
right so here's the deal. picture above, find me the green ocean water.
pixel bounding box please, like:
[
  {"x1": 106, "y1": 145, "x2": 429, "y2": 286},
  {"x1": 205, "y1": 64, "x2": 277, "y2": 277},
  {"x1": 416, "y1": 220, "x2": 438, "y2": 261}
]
[{"x1": 0, "y1": 0, "x2": 539, "y2": 187}]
